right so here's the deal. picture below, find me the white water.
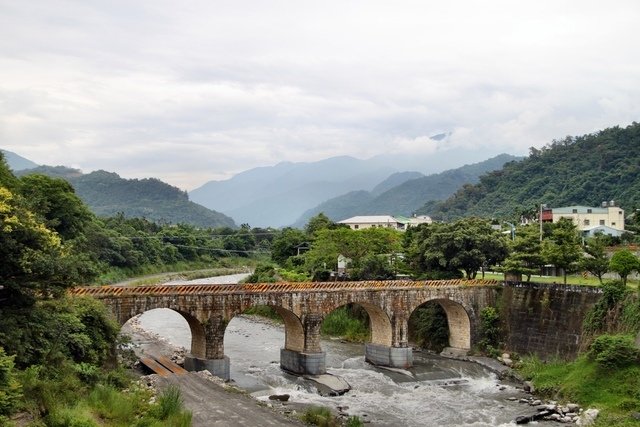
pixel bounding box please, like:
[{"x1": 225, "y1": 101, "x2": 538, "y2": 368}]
[{"x1": 136, "y1": 274, "x2": 549, "y2": 426}]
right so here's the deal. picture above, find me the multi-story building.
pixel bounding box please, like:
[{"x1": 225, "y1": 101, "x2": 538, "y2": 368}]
[{"x1": 541, "y1": 201, "x2": 625, "y2": 236}]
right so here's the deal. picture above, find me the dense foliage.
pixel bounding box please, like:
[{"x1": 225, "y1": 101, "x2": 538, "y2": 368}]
[
  {"x1": 403, "y1": 218, "x2": 508, "y2": 279},
  {"x1": 0, "y1": 153, "x2": 256, "y2": 424},
  {"x1": 418, "y1": 123, "x2": 640, "y2": 221}
]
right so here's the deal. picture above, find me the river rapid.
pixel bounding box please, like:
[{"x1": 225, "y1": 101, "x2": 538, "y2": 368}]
[{"x1": 137, "y1": 274, "x2": 549, "y2": 426}]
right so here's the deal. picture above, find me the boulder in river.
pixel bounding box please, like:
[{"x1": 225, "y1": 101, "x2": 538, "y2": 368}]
[{"x1": 268, "y1": 394, "x2": 290, "y2": 402}]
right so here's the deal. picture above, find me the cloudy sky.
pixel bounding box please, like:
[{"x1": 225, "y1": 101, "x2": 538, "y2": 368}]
[{"x1": 1, "y1": 1, "x2": 639, "y2": 190}]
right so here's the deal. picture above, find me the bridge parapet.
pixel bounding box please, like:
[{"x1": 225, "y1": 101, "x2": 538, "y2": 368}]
[{"x1": 69, "y1": 278, "x2": 499, "y2": 297}]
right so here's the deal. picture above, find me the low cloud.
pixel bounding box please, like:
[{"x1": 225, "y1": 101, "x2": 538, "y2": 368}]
[{"x1": 1, "y1": 0, "x2": 639, "y2": 189}]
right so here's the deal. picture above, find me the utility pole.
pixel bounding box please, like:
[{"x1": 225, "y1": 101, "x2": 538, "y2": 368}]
[{"x1": 539, "y1": 204, "x2": 547, "y2": 242}]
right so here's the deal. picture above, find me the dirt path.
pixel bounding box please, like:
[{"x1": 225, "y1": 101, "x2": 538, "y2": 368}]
[{"x1": 155, "y1": 374, "x2": 302, "y2": 426}]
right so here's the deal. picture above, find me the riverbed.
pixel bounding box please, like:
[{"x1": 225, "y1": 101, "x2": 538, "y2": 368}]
[{"x1": 135, "y1": 274, "x2": 550, "y2": 426}]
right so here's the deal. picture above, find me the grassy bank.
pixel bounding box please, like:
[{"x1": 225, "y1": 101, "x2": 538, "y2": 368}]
[
  {"x1": 481, "y1": 271, "x2": 640, "y2": 289},
  {"x1": 7, "y1": 362, "x2": 192, "y2": 427},
  {"x1": 517, "y1": 353, "x2": 640, "y2": 426}
]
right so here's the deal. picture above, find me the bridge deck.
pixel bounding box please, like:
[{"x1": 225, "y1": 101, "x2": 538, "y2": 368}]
[{"x1": 69, "y1": 279, "x2": 499, "y2": 297}]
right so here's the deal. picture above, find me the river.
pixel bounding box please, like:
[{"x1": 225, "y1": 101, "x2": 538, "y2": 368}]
[{"x1": 137, "y1": 274, "x2": 547, "y2": 426}]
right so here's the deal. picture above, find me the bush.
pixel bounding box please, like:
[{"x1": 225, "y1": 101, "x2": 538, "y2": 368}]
[
  {"x1": 479, "y1": 306, "x2": 501, "y2": 352},
  {"x1": 321, "y1": 306, "x2": 369, "y2": 342},
  {"x1": 584, "y1": 281, "x2": 628, "y2": 334},
  {"x1": 301, "y1": 406, "x2": 339, "y2": 426},
  {"x1": 345, "y1": 415, "x2": 364, "y2": 427},
  {"x1": 74, "y1": 363, "x2": 100, "y2": 386},
  {"x1": 45, "y1": 406, "x2": 97, "y2": 427},
  {"x1": 154, "y1": 385, "x2": 184, "y2": 420},
  {"x1": 589, "y1": 334, "x2": 639, "y2": 369},
  {"x1": 245, "y1": 263, "x2": 277, "y2": 283}
]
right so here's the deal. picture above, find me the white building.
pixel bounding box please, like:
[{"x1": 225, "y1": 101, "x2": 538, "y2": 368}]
[
  {"x1": 338, "y1": 215, "x2": 432, "y2": 231},
  {"x1": 338, "y1": 215, "x2": 404, "y2": 230}
]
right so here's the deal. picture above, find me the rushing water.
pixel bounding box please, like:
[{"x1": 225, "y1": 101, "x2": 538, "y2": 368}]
[{"x1": 136, "y1": 274, "x2": 548, "y2": 426}]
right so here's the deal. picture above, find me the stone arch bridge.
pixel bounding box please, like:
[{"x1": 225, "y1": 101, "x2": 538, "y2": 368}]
[{"x1": 70, "y1": 279, "x2": 500, "y2": 379}]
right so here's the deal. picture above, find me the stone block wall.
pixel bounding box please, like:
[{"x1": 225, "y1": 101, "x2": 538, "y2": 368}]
[{"x1": 500, "y1": 282, "x2": 602, "y2": 359}]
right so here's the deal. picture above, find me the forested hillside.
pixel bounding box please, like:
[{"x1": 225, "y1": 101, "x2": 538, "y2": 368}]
[
  {"x1": 417, "y1": 123, "x2": 640, "y2": 221},
  {"x1": 17, "y1": 166, "x2": 236, "y2": 228},
  {"x1": 294, "y1": 154, "x2": 518, "y2": 225}
]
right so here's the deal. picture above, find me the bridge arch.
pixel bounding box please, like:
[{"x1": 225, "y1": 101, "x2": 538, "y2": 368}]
[
  {"x1": 121, "y1": 308, "x2": 207, "y2": 359},
  {"x1": 319, "y1": 301, "x2": 393, "y2": 347},
  {"x1": 227, "y1": 304, "x2": 304, "y2": 352},
  {"x1": 409, "y1": 298, "x2": 473, "y2": 351}
]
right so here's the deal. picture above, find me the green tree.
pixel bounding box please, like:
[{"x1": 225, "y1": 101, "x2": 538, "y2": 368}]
[
  {"x1": 350, "y1": 255, "x2": 396, "y2": 280},
  {"x1": 542, "y1": 218, "x2": 582, "y2": 284},
  {"x1": 305, "y1": 212, "x2": 337, "y2": 237},
  {"x1": 580, "y1": 233, "x2": 610, "y2": 284},
  {"x1": 609, "y1": 249, "x2": 640, "y2": 286},
  {"x1": 304, "y1": 227, "x2": 401, "y2": 278},
  {"x1": 19, "y1": 174, "x2": 93, "y2": 241},
  {"x1": 0, "y1": 347, "x2": 21, "y2": 417},
  {"x1": 501, "y1": 225, "x2": 544, "y2": 282},
  {"x1": 271, "y1": 228, "x2": 308, "y2": 266},
  {"x1": 0, "y1": 186, "x2": 90, "y2": 307},
  {"x1": 223, "y1": 224, "x2": 257, "y2": 257},
  {"x1": 405, "y1": 218, "x2": 508, "y2": 279}
]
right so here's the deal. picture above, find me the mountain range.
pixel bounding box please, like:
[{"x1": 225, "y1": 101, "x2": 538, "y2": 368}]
[
  {"x1": 292, "y1": 154, "x2": 519, "y2": 227},
  {"x1": 417, "y1": 123, "x2": 640, "y2": 221},
  {"x1": 189, "y1": 147, "x2": 510, "y2": 228}
]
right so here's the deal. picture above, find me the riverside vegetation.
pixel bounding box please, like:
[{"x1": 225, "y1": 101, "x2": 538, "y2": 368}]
[{"x1": 0, "y1": 154, "x2": 269, "y2": 426}]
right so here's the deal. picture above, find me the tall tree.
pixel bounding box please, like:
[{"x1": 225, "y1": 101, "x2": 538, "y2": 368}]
[
  {"x1": 542, "y1": 218, "x2": 582, "y2": 284},
  {"x1": 19, "y1": 174, "x2": 93, "y2": 241},
  {"x1": 501, "y1": 225, "x2": 544, "y2": 282},
  {"x1": 0, "y1": 185, "x2": 96, "y2": 307},
  {"x1": 305, "y1": 212, "x2": 337, "y2": 237},
  {"x1": 609, "y1": 249, "x2": 640, "y2": 286},
  {"x1": 580, "y1": 233, "x2": 610, "y2": 284},
  {"x1": 304, "y1": 227, "x2": 401, "y2": 278}
]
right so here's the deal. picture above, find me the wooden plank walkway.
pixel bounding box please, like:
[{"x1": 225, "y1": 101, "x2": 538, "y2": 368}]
[
  {"x1": 140, "y1": 357, "x2": 173, "y2": 377},
  {"x1": 155, "y1": 355, "x2": 189, "y2": 375}
]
